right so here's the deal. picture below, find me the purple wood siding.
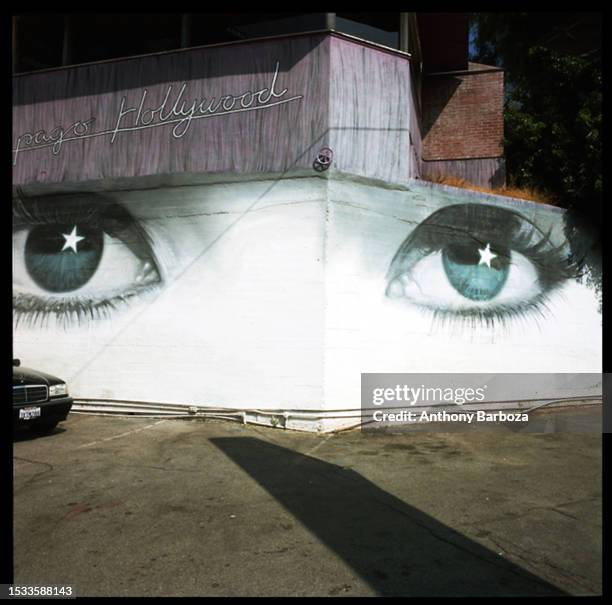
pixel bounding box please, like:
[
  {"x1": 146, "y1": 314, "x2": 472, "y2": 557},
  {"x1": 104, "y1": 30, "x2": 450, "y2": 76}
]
[
  {"x1": 328, "y1": 36, "x2": 411, "y2": 184},
  {"x1": 13, "y1": 35, "x2": 330, "y2": 185}
]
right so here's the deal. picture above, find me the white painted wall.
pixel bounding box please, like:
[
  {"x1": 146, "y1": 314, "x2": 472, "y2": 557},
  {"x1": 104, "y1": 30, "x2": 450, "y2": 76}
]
[{"x1": 13, "y1": 175, "x2": 602, "y2": 431}]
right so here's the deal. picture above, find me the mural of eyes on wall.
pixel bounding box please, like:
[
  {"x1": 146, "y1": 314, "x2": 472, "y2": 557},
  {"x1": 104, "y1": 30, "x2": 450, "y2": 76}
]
[
  {"x1": 13, "y1": 187, "x2": 594, "y2": 333},
  {"x1": 11, "y1": 176, "x2": 602, "y2": 428}
]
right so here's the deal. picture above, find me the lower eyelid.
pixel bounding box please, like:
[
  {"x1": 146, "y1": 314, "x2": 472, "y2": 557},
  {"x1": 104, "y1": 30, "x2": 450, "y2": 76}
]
[{"x1": 13, "y1": 279, "x2": 162, "y2": 329}]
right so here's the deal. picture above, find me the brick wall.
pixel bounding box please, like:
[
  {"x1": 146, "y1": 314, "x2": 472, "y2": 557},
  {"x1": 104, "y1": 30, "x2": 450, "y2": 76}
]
[{"x1": 421, "y1": 63, "x2": 504, "y2": 161}]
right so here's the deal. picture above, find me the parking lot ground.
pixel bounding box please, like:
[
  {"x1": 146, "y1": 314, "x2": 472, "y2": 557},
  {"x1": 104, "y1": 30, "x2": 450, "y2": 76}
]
[{"x1": 13, "y1": 406, "x2": 601, "y2": 596}]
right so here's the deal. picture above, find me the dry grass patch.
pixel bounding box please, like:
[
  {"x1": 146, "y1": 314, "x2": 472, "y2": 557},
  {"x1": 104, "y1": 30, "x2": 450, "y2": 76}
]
[{"x1": 421, "y1": 174, "x2": 557, "y2": 206}]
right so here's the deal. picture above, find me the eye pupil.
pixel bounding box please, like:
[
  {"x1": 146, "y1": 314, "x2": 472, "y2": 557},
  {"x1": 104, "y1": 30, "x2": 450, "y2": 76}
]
[
  {"x1": 443, "y1": 243, "x2": 509, "y2": 301},
  {"x1": 25, "y1": 224, "x2": 104, "y2": 293}
]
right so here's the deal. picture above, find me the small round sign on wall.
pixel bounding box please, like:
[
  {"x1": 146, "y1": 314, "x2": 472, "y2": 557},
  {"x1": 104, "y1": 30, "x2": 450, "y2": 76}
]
[{"x1": 313, "y1": 147, "x2": 333, "y2": 172}]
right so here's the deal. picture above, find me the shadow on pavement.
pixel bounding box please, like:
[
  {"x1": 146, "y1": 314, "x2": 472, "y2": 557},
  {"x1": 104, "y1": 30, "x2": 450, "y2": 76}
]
[{"x1": 211, "y1": 436, "x2": 565, "y2": 597}]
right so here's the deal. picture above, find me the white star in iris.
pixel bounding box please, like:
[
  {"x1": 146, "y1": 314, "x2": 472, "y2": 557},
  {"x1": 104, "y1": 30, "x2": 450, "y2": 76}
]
[
  {"x1": 61, "y1": 226, "x2": 85, "y2": 253},
  {"x1": 478, "y1": 243, "x2": 497, "y2": 268}
]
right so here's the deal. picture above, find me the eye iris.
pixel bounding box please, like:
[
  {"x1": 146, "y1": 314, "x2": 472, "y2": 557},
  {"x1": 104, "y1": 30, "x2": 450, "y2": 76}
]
[
  {"x1": 442, "y1": 243, "x2": 509, "y2": 301},
  {"x1": 25, "y1": 224, "x2": 104, "y2": 293}
]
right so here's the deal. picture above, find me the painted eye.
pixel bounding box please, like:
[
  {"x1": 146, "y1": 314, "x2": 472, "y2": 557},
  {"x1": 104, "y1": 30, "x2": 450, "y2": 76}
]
[
  {"x1": 386, "y1": 203, "x2": 577, "y2": 326},
  {"x1": 13, "y1": 192, "x2": 161, "y2": 327}
]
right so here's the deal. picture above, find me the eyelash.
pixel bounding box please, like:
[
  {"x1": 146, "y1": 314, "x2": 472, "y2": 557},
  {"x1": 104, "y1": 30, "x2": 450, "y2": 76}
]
[
  {"x1": 428, "y1": 295, "x2": 555, "y2": 332},
  {"x1": 13, "y1": 191, "x2": 161, "y2": 329},
  {"x1": 13, "y1": 286, "x2": 160, "y2": 330},
  {"x1": 406, "y1": 225, "x2": 575, "y2": 282}
]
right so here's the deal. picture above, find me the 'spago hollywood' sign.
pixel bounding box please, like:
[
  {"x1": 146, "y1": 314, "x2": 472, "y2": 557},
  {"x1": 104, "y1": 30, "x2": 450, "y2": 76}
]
[{"x1": 12, "y1": 62, "x2": 302, "y2": 166}]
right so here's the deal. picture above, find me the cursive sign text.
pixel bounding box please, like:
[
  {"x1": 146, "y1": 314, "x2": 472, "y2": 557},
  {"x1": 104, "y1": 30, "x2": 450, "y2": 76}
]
[{"x1": 12, "y1": 62, "x2": 302, "y2": 165}]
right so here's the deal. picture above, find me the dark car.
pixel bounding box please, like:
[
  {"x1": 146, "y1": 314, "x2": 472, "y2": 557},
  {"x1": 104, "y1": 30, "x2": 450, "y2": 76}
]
[{"x1": 13, "y1": 359, "x2": 73, "y2": 434}]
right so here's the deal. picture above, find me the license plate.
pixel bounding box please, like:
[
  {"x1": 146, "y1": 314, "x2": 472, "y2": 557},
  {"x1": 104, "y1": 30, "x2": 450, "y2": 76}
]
[{"x1": 19, "y1": 406, "x2": 41, "y2": 420}]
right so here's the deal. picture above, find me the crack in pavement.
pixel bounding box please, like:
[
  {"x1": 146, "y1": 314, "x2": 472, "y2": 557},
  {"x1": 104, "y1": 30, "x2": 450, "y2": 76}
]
[
  {"x1": 485, "y1": 534, "x2": 598, "y2": 594},
  {"x1": 13, "y1": 456, "x2": 55, "y2": 493},
  {"x1": 460, "y1": 497, "x2": 600, "y2": 528}
]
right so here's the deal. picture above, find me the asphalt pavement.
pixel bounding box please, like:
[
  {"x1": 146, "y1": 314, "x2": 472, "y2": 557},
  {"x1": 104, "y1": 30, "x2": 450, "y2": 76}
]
[{"x1": 13, "y1": 406, "x2": 602, "y2": 596}]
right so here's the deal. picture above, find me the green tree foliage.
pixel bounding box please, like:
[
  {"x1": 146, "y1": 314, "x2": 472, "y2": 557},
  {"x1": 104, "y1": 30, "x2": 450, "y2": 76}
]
[{"x1": 471, "y1": 12, "x2": 601, "y2": 305}]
